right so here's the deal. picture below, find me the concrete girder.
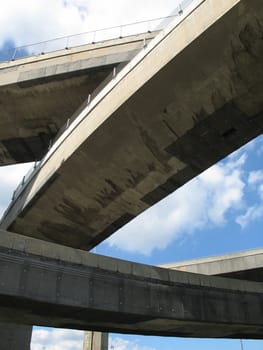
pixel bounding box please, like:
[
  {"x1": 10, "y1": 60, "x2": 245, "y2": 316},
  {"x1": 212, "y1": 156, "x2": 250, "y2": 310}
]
[
  {"x1": 0, "y1": 230, "x2": 263, "y2": 339},
  {"x1": 87, "y1": 247, "x2": 263, "y2": 347},
  {"x1": 1, "y1": 0, "x2": 263, "y2": 249},
  {"x1": 0, "y1": 33, "x2": 155, "y2": 165},
  {"x1": 163, "y1": 249, "x2": 263, "y2": 282}
]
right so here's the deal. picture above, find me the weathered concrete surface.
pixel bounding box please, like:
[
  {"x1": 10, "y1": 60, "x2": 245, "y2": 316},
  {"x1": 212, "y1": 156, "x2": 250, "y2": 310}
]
[
  {"x1": 0, "y1": 230, "x2": 263, "y2": 339},
  {"x1": 163, "y1": 248, "x2": 263, "y2": 282},
  {"x1": 0, "y1": 323, "x2": 32, "y2": 350},
  {"x1": 90, "y1": 248, "x2": 263, "y2": 344},
  {"x1": 1, "y1": 0, "x2": 263, "y2": 249},
  {"x1": 0, "y1": 32, "x2": 155, "y2": 165},
  {"x1": 83, "y1": 331, "x2": 108, "y2": 350}
]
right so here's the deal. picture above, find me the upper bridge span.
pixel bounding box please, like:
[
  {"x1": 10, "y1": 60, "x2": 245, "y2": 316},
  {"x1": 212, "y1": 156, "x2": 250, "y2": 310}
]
[
  {"x1": 1, "y1": 0, "x2": 263, "y2": 250},
  {"x1": 0, "y1": 31, "x2": 155, "y2": 165}
]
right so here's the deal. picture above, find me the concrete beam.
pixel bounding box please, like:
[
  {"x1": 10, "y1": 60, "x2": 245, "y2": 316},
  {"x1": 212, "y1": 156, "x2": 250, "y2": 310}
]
[
  {"x1": 0, "y1": 33, "x2": 156, "y2": 87},
  {"x1": 92, "y1": 248, "x2": 263, "y2": 346},
  {"x1": 0, "y1": 32, "x2": 155, "y2": 165},
  {"x1": 89, "y1": 248, "x2": 263, "y2": 347},
  {"x1": 163, "y1": 249, "x2": 263, "y2": 282},
  {"x1": 2, "y1": 0, "x2": 263, "y2": 250},
  {"x1": 0, "y1": 230, "x2": 263, "y2": 339}
]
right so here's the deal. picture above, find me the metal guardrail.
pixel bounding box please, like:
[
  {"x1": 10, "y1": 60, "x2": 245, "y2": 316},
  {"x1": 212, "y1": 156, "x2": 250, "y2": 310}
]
[
  {"x1": 0, "y1": 12, "x2": 183, "y2": 63},
  {"x1": 2, "y1": 0, "x2": 195, "y2": 219}
]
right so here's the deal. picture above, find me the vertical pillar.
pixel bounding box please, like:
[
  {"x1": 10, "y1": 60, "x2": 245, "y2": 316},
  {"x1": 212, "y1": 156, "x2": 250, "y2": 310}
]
[
  {"x1": 83, "y1": 331, "x2": 108, "y2": 350},
  {"x1": 0, "y1": 323, "x2": 32, "y2": 350}
]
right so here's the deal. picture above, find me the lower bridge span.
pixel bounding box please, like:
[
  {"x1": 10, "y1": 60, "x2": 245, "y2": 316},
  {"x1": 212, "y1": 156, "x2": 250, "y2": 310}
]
[{"x1": 0, "y1": 230, "x2": 263, "y2": 339}]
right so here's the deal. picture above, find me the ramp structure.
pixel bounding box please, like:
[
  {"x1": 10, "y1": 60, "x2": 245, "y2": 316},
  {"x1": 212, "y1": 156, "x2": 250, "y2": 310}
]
[
  {"x1": 0, "y1": 0, "x2": 263, "y2": 349},
  {"x1": 1, "y1": 0, "x2": 263, "y2": 251},
  {"x1": 0, "y1": 32, "x2": 155, "y2": 165},
  {"x1": 0, "y1": 230, "x2": 263, "y2": 339},
  {"x1": 84, "y1": 247, "x2": 263, "y2": 348}
]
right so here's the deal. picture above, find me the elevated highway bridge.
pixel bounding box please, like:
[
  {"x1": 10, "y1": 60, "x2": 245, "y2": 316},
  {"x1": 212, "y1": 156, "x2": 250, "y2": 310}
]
[
  {"x1": 1, "y1": 0, "x2": 263, "y2": 250},
  {"x1": 0, "y1": 0, "x2": 263, "y2": 347},
  {"x1": 0, "y1": 230, "x2": 262, "y2": 339},
  {"x1": 0, "y1": 31, "x2": 156, "y2": 165},
  {"x1": 1, "y1": 236, "x2": 262, "y2": 348}
]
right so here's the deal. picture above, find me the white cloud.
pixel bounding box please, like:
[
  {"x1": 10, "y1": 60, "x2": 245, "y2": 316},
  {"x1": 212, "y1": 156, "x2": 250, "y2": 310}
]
[
  {"x1": 248, "y1": 170, "x2": 263, "y2": 185},
  {"x1": 236, "y1": 167, "x2": 263, "y2": 229},
  {"x1": 0, "y1": 0, "x2": 88, "y2": 47},
  {"x1": 256, "y1": 143, "x2": 263, "y2": 156},
  {"x1": 0, "y1": 163, "x2": 33, "y2": 217},
  {"x1": 109, "y1": 336, "x2": 156, "y2": 350},
  {"x1": 31, "y1": 330, "x2": 156, "y2": 350},
  {"x1": 259, "y1": 184, "x2": 263, "y2": 200},
  {"x1": 0, "y1": 0, "x2": 181, "y2": 50},
  {"x1": 106, "y1": 154, "x2": 246, "y2": 255},
  {"x1": 31, "y1": 328, "x2": 83, "y2": 350},
  {"x1": 236, "y1": 205, "x2": 263, "y2": 229}
]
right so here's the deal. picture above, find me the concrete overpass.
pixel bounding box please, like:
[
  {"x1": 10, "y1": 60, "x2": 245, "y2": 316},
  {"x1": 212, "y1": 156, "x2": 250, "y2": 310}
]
[
  {"x1": 0, "y1": 32, "x2": 155, "y2": 165},
  {"x1": 1, "y1": 0, "x2": 263, "y2": 251},
  {"x1": 163, "y1": 248, "x2": 263, "y2": 282},
  {"x1": 1, "y1": 1, "x2": 262, "y2": 348},
  {"x1": 87, "y1": 247, "x2": 263, "y2": 349},
  {"x1": 82, "y1": 247, "x2": 263, "y2": 350},
  {"x1": 0, "y1": 230, "x2": 263, "y2": 340},
  {"x1": 6, "y1": 246, "x2": 263, "y2": 349}
]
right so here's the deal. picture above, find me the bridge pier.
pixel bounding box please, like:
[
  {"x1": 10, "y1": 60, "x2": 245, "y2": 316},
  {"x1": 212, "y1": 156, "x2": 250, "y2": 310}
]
[
  {"x1": 83, "y1": 331, "x2": 108, "y2": 350},
  {"x1": 0, "y1": 323, "x2": 32, "y2": 350},
  {"x1": 0, "y1": 323, "x2": 107, "y2": 350}
]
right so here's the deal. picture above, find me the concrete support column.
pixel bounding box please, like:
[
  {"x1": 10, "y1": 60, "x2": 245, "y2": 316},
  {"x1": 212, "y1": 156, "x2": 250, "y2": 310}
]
[
  {"x1": 83, "y1": 331, "x2": 108, "y2": 350},
  {"x1": 0, "y1": 323, "x2": 32, "y2": 350}
]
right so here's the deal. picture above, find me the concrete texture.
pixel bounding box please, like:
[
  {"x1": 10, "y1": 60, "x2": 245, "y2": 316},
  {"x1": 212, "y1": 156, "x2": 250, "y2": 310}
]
[
  {"x1": 83, "y1": 331, "x2": 108, "y2": 350},
  {"x1": 2, "y1": 0, "x2": 263, "y2": 250},
  {"x1": 0, "y1": 323, "x2": 32, "y2": 350},
  {"x1": 0, "y1": 32, "x2": 155, "y2": 165},
  {"x1": 0, "y1": 230, "x2": 263, "y2": 339},
  {"x1": 163, "y1": 249, "x2": 263, "y2": 282},
  {"x1": 88, "y1": 247, "x2": 263, "y2": 345}
]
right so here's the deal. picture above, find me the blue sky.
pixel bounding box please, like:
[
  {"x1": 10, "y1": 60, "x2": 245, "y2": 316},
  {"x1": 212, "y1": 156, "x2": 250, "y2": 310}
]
[
  {"x1": 0, "y1": 1, "x2": 262, "y2": 349},
  {"x1": 98, "y1": 137, "x2": 263, "y2": 266}
]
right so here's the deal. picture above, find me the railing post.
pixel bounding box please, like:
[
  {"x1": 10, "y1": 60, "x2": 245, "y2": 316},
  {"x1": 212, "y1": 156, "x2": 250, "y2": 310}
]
[
  {"x1": 41, "y1": 41, "x2": 46, "y2": 55},
  {"x1": 11, "y1": 48, "x2": 17, "y2": 61},
  {"x1": 65, "y1": 36, "x2": 70, "y2": 49},
  {"x1": 2, "y1": 9, "x2": 196, "y2": 64},
  {"x1": 147, "y1": 20, "x2": 151, "y2": 33},
  {"x1": 143, "y1": 35, "x2": 147, "y2": 48},
  {"x1": 87, "y1": 94, "x2": 91, "y2": 105},
  {"x1": 92, "y1": 31, "x2": 96, "y2": 44},
  {"x1": 179, "y1": 4, "x2": 183, "y2": 15}
]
